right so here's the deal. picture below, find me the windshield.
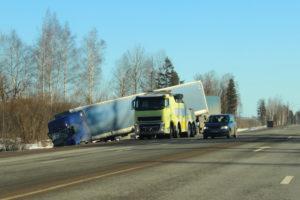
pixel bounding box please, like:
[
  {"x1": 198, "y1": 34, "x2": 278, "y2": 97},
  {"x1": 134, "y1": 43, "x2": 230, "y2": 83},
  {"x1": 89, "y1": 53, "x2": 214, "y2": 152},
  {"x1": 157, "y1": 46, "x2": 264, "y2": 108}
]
[
  {"x1": 135, "y1": 97, "x2": 165, "y2": 111},
  {"x1": 208, "y1": 115, "x2": 229, "y2": 123}
]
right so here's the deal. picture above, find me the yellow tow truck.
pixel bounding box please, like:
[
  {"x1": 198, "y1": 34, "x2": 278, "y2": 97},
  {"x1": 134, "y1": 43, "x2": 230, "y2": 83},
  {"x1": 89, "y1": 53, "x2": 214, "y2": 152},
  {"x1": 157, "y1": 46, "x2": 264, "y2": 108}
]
[{"x1": 132, "y1": 92, "x2": 197, "y2": 139}]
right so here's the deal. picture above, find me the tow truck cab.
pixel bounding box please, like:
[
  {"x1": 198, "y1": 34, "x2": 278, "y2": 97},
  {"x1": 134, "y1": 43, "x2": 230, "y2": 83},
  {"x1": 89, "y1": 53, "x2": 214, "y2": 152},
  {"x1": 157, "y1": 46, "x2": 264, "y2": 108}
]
[{"x1": 132, "y1": 92, "x2": 196, "y2": 139}]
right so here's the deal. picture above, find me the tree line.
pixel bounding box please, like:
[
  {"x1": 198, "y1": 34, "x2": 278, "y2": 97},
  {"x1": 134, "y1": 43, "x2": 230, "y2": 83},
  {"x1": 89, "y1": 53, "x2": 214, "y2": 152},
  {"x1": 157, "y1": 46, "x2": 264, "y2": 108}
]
[
  {"x1": 194, "y1": 71, "x2": 240, "y2": 116},
  {"x1": 257, "y1": 98, "x2": 296, "y2": 126},
  {"x1": 0, "y1": 11, "x2": 180, "y2": 146}
]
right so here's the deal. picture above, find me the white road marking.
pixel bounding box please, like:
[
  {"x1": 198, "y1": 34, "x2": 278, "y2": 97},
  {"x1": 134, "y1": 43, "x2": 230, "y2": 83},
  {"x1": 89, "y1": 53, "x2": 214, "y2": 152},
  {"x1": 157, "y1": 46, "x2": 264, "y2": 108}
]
[
  {"x1": 41, "y1": 159, "x2": 65, "y2": 164},
  {"x1": 254, "y1": 146, "x2": 271, "y2": 152},
  {"x1": 280, "y1": 176, "x2": 294, "y2": 185}
]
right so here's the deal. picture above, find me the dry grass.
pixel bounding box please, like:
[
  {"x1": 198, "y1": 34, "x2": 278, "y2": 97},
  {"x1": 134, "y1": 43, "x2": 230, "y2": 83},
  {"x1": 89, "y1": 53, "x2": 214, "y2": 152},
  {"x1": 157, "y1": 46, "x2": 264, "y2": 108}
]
[
  {"x1": 237, "y1": 117, "x2": 261, "y2": 129},
  {"x1": 0, "y1": 96, "x2": 74, "y2": 151}
]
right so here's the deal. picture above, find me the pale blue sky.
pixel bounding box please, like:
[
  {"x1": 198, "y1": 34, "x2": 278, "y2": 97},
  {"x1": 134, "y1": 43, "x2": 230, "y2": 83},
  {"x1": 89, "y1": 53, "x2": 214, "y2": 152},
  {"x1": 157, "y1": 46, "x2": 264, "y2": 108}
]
[{"x1": 1, "y1": 0, "x2": 299, "y2": 116}]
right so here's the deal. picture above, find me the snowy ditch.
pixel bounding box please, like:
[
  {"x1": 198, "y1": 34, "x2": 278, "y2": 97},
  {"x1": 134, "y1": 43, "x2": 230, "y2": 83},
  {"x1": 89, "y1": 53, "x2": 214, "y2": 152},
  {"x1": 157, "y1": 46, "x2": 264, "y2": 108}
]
[{"x1": 1, "y1": 126, "x2": 267, "y2": 151}]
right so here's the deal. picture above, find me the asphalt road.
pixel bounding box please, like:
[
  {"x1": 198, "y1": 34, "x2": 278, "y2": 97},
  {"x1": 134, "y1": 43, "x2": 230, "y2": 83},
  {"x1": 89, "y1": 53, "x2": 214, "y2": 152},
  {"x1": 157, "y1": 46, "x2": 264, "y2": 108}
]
[{"x1": 0, "y1": 125, "x2": 300, "y2": 200}]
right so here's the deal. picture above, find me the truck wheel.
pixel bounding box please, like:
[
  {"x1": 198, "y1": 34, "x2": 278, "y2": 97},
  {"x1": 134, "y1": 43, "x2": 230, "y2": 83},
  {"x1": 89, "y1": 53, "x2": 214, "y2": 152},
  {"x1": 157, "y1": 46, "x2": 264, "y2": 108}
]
[
  {"x1": 187, "y1": 124, "x2": 192, "y2": 138},
  {"x1": 139, "y1": 135, "x2": 145, "y2": 140},
  {"x1": 226, "y1": 131, "x2": 231, "y2": 139},
  {"x1": 170, "y1": 124, "x2": 175, "y2": 139},
  {"x1": 193, "y1": 123, "x2": 197, "y2": 136},
  {"x1": 177, "y1": 125, "x2": 182, "y2": 138},
  {"x1": 190, "y1": 123, "x2": 196, "y2": 137}
]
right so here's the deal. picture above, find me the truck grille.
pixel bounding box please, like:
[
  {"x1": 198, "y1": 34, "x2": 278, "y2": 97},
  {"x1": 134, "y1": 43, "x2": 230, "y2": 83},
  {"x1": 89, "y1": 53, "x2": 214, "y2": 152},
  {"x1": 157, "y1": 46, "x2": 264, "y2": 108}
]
[
  {"x1": 138, "y1": 116, "x2": 161, "y2": 122},
  {"x1": 139, "y1": 124, "x2": 161, "y2": 133}
]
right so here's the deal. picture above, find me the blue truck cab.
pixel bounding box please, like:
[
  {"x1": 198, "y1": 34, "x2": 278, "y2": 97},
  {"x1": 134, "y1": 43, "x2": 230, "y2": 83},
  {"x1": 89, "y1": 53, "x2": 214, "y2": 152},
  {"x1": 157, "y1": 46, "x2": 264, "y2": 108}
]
[
  {"x1": 48, "y1": 111, "x2": 90, "y2": 146},
  {"x1": 203, "y1": 114, "x2": 237, "y2": 139}
]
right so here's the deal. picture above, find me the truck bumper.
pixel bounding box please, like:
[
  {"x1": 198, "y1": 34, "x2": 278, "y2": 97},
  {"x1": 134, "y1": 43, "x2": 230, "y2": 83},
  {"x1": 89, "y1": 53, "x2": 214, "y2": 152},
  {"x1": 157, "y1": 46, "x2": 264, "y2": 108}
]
[{"x1": 136, "y1": 123, "x2": 166, "y2": 136}]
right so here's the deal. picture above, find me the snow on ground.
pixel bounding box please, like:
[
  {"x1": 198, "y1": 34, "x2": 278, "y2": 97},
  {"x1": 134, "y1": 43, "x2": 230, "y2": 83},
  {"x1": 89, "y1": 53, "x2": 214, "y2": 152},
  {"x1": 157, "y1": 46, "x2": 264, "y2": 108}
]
[
  {"x1": 0, "y1": 138, "x2": 53, "y2": 151},
  {"x1": 1, "y1": 126, "x2": 267, "y2": 151},
  {"x1": 237, "y1": 126, "x2": 266, "y2": 133},
  {"x1": 25, "y1": 140, "x2": 53, "y2": 150}
]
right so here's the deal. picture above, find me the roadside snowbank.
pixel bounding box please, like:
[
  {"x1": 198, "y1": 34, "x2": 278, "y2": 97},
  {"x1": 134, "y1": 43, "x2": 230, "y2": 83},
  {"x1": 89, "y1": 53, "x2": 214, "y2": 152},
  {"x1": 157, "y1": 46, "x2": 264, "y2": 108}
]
[
  {"x1": 237, "y1": 125, "x2": 266, "y2": 133},
  {"x1": 25, "y1": 140, "x2": 53, "y2": 150},
  {"x1": 0, "y1": 138, "x2": 53, "y2": 151}
]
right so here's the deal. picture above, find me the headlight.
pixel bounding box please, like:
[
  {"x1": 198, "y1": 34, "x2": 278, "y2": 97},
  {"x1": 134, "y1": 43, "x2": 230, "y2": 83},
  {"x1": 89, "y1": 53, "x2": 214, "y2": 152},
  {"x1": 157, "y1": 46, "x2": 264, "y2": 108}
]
[
  {"x1": 204, "y1": 126, "x2": 208, "y2": 130},
  {"x1": 221, "y1": 126, "x2": 229, "y2": 129}
]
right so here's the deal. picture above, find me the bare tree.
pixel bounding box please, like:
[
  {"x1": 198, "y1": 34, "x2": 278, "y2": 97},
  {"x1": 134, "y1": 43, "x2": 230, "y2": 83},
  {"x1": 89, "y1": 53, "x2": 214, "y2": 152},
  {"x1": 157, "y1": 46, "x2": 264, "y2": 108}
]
[
  {"x1": 59, "y1": 23, "x2": 77, "y2": 101},
  {"x1": 194, "y1": 72, "x2": 241, "y2": 114},
  {"x1": 141, "y1": 51, "x2": 167, "y2": 91},
  {"x1": 140, "y1": 57, "x2": 158, "y2": 92},
  {"x1": 194, "y1": 71, "x2": 220, "y2": 96},
  {"x1": 127, "y1": 46, "x2": 146, "y2": 94},
  {"x1": 0, "y1": 30, "x2": 33, "y2": 99},
  {"x1": 34, "y1": 10, "x2": 62, "y2": 102},
  {"x1": 113, "y1": 46, "x2": 148, "y2": 96},
  {"x1": 113, "y1": 54, "x2": 131, "y2": 97},
  {"x1": 265, "y1": 97, "x2": 292, "y2": 126},
  {"x1": 81, "y1": 28, "x2": 105, "y2": 104}
]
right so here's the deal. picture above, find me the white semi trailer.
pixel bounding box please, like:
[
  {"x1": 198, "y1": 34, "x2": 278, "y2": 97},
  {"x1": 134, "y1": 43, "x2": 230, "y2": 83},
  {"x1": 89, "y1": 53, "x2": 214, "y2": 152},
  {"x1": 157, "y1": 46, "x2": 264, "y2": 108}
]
[{"x1": 48, "y1": 81, "x2": 208, "y2": 146}]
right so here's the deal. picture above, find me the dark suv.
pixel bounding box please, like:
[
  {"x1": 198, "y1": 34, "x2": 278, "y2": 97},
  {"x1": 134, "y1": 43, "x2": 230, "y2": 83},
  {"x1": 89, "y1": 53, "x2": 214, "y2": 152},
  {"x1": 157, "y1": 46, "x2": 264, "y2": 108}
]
[{"x1": 203, "y1": 114, "x2": 237, "y2": 139}]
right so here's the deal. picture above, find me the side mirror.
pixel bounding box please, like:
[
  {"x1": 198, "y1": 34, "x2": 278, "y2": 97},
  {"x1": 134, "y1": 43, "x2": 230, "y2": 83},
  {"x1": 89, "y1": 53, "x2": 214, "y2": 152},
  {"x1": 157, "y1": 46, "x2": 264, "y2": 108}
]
[
  {"x1": 174, "y1": 94, "x2": 184, "y2": 103},
  {"x1": 165, "y1": 99, "x2": 169, "y2": 107},
  {"x1": 131, "y1": 100, "x2": 136, "y2": 110}
]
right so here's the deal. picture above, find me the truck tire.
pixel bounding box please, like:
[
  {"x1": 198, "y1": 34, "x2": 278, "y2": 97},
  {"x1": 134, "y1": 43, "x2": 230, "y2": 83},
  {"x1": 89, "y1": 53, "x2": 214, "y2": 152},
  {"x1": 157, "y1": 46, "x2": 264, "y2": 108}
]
[
  {"x1": 227, "y1": 130, "x2": 231, "y2": 139},
  {"x1": 187, "y1": 123, "x2": 192, "y2": 138},
  {"x1": 190, "y1": 123, "x2": 196, "y2": 137},
  {"x1": 139, "y1": 135, "x2": 145, "y2": 140},
  {"x1": 177, "y1": 124, "x2": 182, "y2": 138},
  {"x1": 170, "y1": 124, "x2": 176, "y2": 139}
]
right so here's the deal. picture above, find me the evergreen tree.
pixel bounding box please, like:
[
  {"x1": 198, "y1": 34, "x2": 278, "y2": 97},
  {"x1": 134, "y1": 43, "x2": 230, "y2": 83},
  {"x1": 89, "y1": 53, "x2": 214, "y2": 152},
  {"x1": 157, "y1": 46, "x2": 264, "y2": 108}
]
[
  {"x1": 156, "y1": 57, "x2": 179, "y2": 88},
  {"x1": 257, "y1": 99, "x2": 267, "y2": 125},
  {"x1": 226, "y1": 78, "x2": 238, "y2": 115},
  {"x1": 170, "y1": 70, "x2": 180, "y2": 86}
]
